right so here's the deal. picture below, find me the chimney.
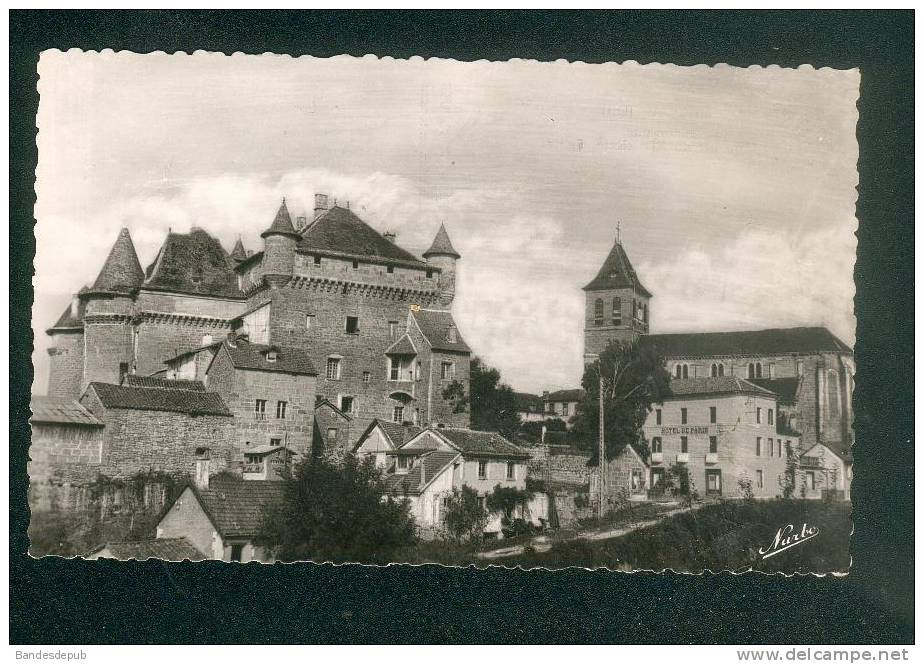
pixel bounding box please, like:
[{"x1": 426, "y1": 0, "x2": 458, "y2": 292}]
[
  {"x1": 383, "y1": 231, "x2": 396, "y2": 244},
  {"x1": 296, "y1": 215, "x2": 308, "y2": 230},
  {"x1": 195, "y1": 448, "x2": 211, "y2": 490},
  {"x1": 419, "y1": 456, "x2": 426, "y2": 487},
  {"x1": 314, "y1": 193, "x2": 329, "y2": 219}
]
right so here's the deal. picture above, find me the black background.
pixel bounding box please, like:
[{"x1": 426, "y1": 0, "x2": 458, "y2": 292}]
[{"x1": 9, "y1": 10, "x2": 914, "y2": 644}]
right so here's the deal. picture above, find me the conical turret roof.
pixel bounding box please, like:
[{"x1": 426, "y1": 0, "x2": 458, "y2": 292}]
[
  {"x1": 583, "y1": 238, "x2": 651, "y2": 296},
  {"x1": 261, "y1": 199, "x2": 300, "y2": 239},
  {"x1": 423, "y1": 223, "x2": 460, "y2": 259},
  {"x1": 89, "y1": 228, "x2": 144, "y2": 294},
  {"x1": 230, "y1": 237, "x2": 248, "y2": 262}
]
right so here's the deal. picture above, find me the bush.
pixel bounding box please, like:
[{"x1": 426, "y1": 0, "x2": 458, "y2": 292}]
[
  {"x1": 486, "y1": 484, "x2": 534, "y2": 522},
  {"x1": 440, "y1": 486, "x2": 488, "y2": 543}
]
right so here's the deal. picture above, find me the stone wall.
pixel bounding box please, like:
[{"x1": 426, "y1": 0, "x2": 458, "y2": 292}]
[
  {"x1": 46, "y1": 331, "x2": 84, "y2": 399},
  {"x1": 314, "y1": 403, "x2": 352, "y2": 456}
]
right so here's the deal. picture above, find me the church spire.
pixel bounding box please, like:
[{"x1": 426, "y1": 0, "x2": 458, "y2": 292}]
[
  {"x1": 88, "y1": 227, "x2": 144, "y2": 294},
  {"x1": 582, "y1": 234, "x2": 651, "y2": 296}
]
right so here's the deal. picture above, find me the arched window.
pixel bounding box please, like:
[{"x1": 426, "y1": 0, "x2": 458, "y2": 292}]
[
  {"x1": 594, "y1": 299, "x2": 604, "y2": 325},
  {"x1": 711, "y1": 363, "x2": 725, "y2": 377},
  {"x1": 675, "y1": 363, "x2": 689, "y2": 379},
  {"x1": 682, "y1": 364, "x2": 689, "y2": 379},
  {"x1": 718, "y1": 363, "x2": 724, "y2": 376},
  {"x1": 747, "y1": 363, "x2": 755, "y2": 379},
  {"x1": 755, "y1": 363, "x2": 762, "y2": 378},
  {"x1": 675, "y1": 364, "x2": 682, "y2": 379},
  {"x1": 611, "y1": 297, "x2": 622, "y2": 326}
]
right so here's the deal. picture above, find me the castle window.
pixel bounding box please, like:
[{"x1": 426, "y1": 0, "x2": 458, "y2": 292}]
[
  {"x1": 326, "y1": 357, "x2": 341, "y2": 380},
  {"x1": 388, "y1": 320, "x2": 398, "y2": 338},
  {"x1": 340, "y1": 396, "x2": 354, "y2": 414},
  {"x1": 363, "y1": 371, "x2": 371, "y2": 383},
  {"x1": 254, "y1": 399, "x2": 267, "y2": 420},
  {"x1": 387, "y1": 265, "x2": 394, "y2": 274},
  {"x1": 266, "y1": 351, "x2": 277, "y2": 363},
  {"x1": 314, "y1": 256, "x2": 322, "y2": 266},
  {"x1": 611, "y1": 297, "x2": 622, "y2": 326},
  {"x1": 306, "y1": 314, "x2": 314, "y2": 329},
  {"x1": 426, "y1": 270, "x2": 433, "y2": 278},
  {"x1": 326, "y1": 428, "x2": 338, "y2": 445},
  {"x1": 392, "y1": 405, "x2": 404, "y2": 423},
  {"x1": 389, "y1": 357, "x2": 401, "y2": 381},
  {"x1": 441, "y1": 361, "x2": 455, "y2": 380},
  {"x1": 352, "y1": 260, "x2": 359, "y2": 269},
  {"x1": 270, "y1": 438, "x2": 281, "y2": 447},
  {"x1": 748, "y1": 362, "x2": 763, "y2": 379},
  {"x1": 675, "y1": 363, "x2": 689, "y2": 379},
  {"x1": 345, "y1": 316, "x2": 359, "y2": 334},
  {"x1": 680, "y1": 408, "x2": 687, "y2": 424},
  {"x1": 276, "y1": 401, "x2": 287, "y2": 419},
  {"x1": 594, "y1": 298, "x2": 604, "y2": 325},
  {"x1": 119, "y1": 362, "x2": 129, "y2": 384}
]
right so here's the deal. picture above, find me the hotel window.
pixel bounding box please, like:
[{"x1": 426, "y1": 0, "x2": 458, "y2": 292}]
[
  {"x1": 709, "y1": 406, "x2": 716, "y2": 424},
  {"x1": 768, "y1": 441, "x2": 774, "y2": 457},
  {"x1": 362, "y1": 371, "x2": 371, "y2": 383},
  {"x1": 709, "y1": 436, "x2": 718, "y2": 453},
  {"x1": 345, "y1": 316, "x2": 359, "y2": 334},
  {"x1": 756, "y1": 407, "x2": 762, "y2": 424},
  {"x1": 655, "y1": 409, "x2": 662, "y2": 425},
  {"x1": 756, "y1": 437, "x2": 762, "y2": 456},
  {"x1": 255, "y1": 399, "x2": 267, "y2": 420},
  {"x1": 478, "y1": 460, "x2": 488, "y2": 479},
  {"x1": 651, "y1": 437, "x2": 662, "y2": 453},
  {"x1": 680, "y1": 408, "x2": 687, "y2": 424},
  {"x1": 441, "y1": 361, "x2": 455, "y2": 380},
  {"x1": 276, "y1": 401, "x2": 287, "y2": 419},
  {"x1": 680, "y1": 436, "x2": 688, "y2": 453},
  {"x1": 340, "y1": 396, "x2": 354, "y2": 414},
  {"x1": 706, "y1": 469, "x2": 722, "y2": 495},
  {"x1": 326, "y1": 357, "x2": 341, "y2": 380},
  {"x1": 270, "y1": 438, "x2": 282, "y2": 447},
  {"x1": 757, "y1": 470, "x2": 764, "y2": 489},
  {"x1": 392, "y1": 405, "x2": 404, "y2": 423},
  {"x1": 594, "y1": 298, "x2": 604, "y2": 325},
  {"x1": 611, "y1": 297, "x2": 622, "y2": 325},
  {"x1": 388, "y1": 320, "x2": 398, "y2": 338},
  {"x1": 768, "y1": 409, "x2": 774, "y2": 425},
  {"x1": 777, "y1": 439, "x2": 783, "y2": 457},
  {"x1": 507, "y1": 462, "x2": 516, "y2": 480}
]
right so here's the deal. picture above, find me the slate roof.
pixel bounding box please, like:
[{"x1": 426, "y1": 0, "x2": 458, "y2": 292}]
[
  {"x1": 219, "y1": 340, "x2": 318, "y2": 376},
  {"x1": 642, "y1": 327, "x2": 852, "y2": 358},
  {"x1": 353, "y1": 419, "x2": 423, "y2": 451},
  {"x1": 187, "y1": 477, "x2": 287, "y2": 538},
  {"x1": 298, "y1": 205, "x2": 427, "y2": 267},
  {"x1": 664, "y1": 377, "x2": 776, "y2": 399},
  {"x1": 143, "y1": 228, "x2": 243, "y2": 299},
  {"x1": 411, "y1": 309, "x2": 471, "y2": 353},
  {"x1": 749, "y1": 377, "x2": 801, "y2": 404},
  {"x1": 583, "y1": 239, "x2": 651, "y2": 296},
  {"x1": 47, "y1": 302, "x2": 84, "y2": 332},
  {"x1": 383, "y1": 451, "x2": 460, "y2": 496},
  {"x1": 90, "y1": 538, "x2": 205, "y2": 562},
  {"x1": 803, "y1": 439, "x2": 853, "y2": 463},
  {"x1": 384, "y1": 334, "x2": 417, "y2": 355},
  {"x1": 30, "y1": 397, "x2": 102, "y2": 426},
  {"x1": 545, "y1": 389, "x2": 584, "y2": 403},
  {"x1": 429, "y1": 428, "x2": 531, "y2": 459},
  {"x1": 423, "y1": 223, "x2": 461, "y2": 259},
  {"x1": 230, "y1": 237, "x2": 248, "y2": 262},
  {"x1": 124, "y1": 375, "x2": 207, "y2": 391},
  {"x1": 514, "y1": 392, "x2": 543, "y2": 413},
  {"x1": 88, "y1": 228, "x2": 145, "y2": 294},
  {"x1": 88, "y1": 382, "x2": 232, "y2": 416},
  {"x1": 261, "y1": 200, "x2": 300, "y2": 239}
]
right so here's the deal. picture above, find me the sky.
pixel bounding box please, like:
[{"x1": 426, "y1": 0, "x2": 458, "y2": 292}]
[{"x1": 33, "y1": 51, "x2": 859, "y2": 395}]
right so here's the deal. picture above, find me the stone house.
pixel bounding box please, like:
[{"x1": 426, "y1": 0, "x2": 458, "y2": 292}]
[
  {"x1": 313, "y1": 398, "x2": 353, "y2": 457},
  {"x1": 541, "y1": 388, "x2": 583, "y2": 424},
  {"x1": 353, "y1": 419, "x2": 423, "y2": 469},
  {"x1": 799, "y1": 441, "x2": 852, "y2": 501},
  {"x1": 641, "y1": 376, "x2": 791, "y2": 499},
  {"x1": 513, "y1": 392, "x2": 545, "y2": 424}
]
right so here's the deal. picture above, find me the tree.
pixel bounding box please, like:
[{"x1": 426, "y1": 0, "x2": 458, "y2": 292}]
[
  {"x1": 519, "y1": 418, "x2": 568, "y2": 444},
  {"x1": 440, "y1": 486, "x2": 488, "y2": 543},
  {"x1": 571, "y1": 339, "x2": 671, "y2": 463},
  {"x1": 256, "y1": 453, "x2": 417, "y2": 563},
  {"x1": 468, "y1": 356, "x2": 521, "y2": 441},
  {"x1": 485, "y1": 484, "x2": 535, "y2": 523}
]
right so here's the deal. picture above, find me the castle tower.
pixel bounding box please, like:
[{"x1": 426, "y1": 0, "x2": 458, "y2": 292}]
[
  {"x1": 230, "y1": 236, "x2": 248, "y2": 263},
  {"x1": 582, "y1": 233, "x2": 651, "y2": 362},
  {"x1": 260, "y1": 199, "x2": 300, "y2": 288},
  {"x1": 80, "y1": 227, "x2": 145, "y2": 388},
  {"x1": 423, "y1": 223, "x2": 461, "y2": 308}
]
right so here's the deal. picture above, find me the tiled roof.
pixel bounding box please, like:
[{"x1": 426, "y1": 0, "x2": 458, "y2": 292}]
[
  {"x1": 164, "y1": 341, "x2": 223, "y2": 364},
  {"x1": 545, "y1": 389, "x2": 584, "y2": 403},
  {"x1": 261, "y1": 200, "x2": 300, "y2": 239},
  {"x1": 514, "y1": 392, "x2": 543, "y2": 412},
  {"x1": 583, "y1": 240, "x2": 651, "y2": 296},
  {"x1": 30, "y1": 397, "x2": 102, "y2": 426},
  {"x1": 47, "y1": 301, "x2": 84, "y2": 332},
  {"x1": 220, "y1": 340, "x2": 318, "y2": 376},
  {"x1": 88, "y1": 228, "x2": 145, "y2": 294},
  {"x1": 353, "y1": 419, "x2": 422, "y2": 451},
  {"x1": 143, "y1": 228, "x2": 243, "y2": 299},
  {"x1": 88, "y1": 382, "x2": 232, "y2": 416},
  {"x1": 230, "y1": 237, "x2": 248, "y2": 262},
  {"x1": 412, "y1": 309, "x2": 471, "y2": 353},
  {"x1": 803, "y1": 440, "x2": 852, "y2": 463},
  {"x1": 664, "y1": 377, "x2": 776, "y2": 398},
  {"x1": 298, "y1": 205, "x2": 426, "y2": 266},
  {"x1": 431, "y1": 427, "x2": 531, "y2": 459},
  {"x1": 384, "y1": 334, "x2": 417, "y2": 355},
  {"x1": 422, "y1": 223, "x2": 461, "y2": 259},
  {"x1": 749, "y1": 377, "x2": 801, "y2": 404},
  {"x1": 191, "y1": 477, "x2": 287, "y2": 538},
  {"x1": 124, "y1": 375, "x2": 207, "y2": 391},
  {"x1": 384, "y1": 451, "x2": 459, "y2": 496},
  {"x1": 642, "y1": 327, "x2": 852, "y2": 358},
  {"x1": 90, "y1": 538, "x2": 205, "y2": 562}
]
